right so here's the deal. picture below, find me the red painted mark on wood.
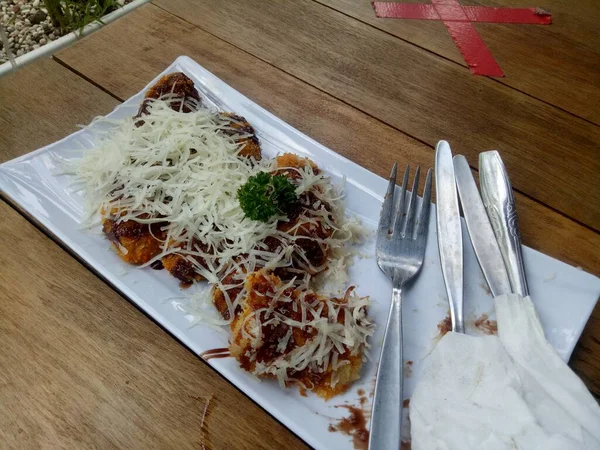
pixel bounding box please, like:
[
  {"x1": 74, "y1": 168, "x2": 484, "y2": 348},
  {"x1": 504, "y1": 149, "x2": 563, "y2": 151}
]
[{"x1": 372, "y1": 1, "x2": 552, "y2": 76}]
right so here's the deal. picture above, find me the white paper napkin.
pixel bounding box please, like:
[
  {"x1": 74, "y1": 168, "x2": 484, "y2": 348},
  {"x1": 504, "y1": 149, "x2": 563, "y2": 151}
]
[{"x1": 410, "y1": 294, "x2": 600, "y2": 450}]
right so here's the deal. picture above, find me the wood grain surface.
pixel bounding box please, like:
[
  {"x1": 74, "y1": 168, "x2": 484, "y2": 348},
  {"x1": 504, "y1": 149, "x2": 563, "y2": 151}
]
[
  {"x1": 0, "y1": 59, "x2": 119, "y2": 161},
  {"x1": 0, "y1": 1, "x2": 599, "y2": 448},
  {"x1": 0, "y1": 61, "x2": 307, "y2": 450},
  {"x1": 152, "y1": 0, "x2": 600, "y2": 231},
  {"x1": 317, "y1": 0, "x2": 600, "y2": 124}
]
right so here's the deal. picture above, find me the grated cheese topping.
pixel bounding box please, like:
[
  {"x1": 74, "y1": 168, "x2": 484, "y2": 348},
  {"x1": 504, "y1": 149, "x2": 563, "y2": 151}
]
[
  {"x1": 64, "y1": 94, "x2": 374, "y2": 393},
  {"x1": 64, "y1": 98, "x2": 280, "y2": 284},
  {"x1": 236, "y1": 273, "x2": 374, "y2": 389}
]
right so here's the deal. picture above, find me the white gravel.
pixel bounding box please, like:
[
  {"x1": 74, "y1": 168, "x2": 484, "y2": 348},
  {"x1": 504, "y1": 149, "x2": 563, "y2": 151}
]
[
  {"x1": 1, "y1": 0, "x2": 58, "y2": 64},
  {"x1": 0, "y1": 0, "x2": 132, "y2": 65}
]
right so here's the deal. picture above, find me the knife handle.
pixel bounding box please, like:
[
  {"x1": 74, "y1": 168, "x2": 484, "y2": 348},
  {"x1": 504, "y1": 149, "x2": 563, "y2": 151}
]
[{"x1": 479, "y1": 151, "x2": 529, "y2": 297}]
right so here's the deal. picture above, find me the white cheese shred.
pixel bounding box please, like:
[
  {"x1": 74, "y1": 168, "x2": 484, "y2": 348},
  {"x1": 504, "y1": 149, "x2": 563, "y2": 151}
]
[{"x1": 64, "y1": 96, "x2": 375, "y2": 390}]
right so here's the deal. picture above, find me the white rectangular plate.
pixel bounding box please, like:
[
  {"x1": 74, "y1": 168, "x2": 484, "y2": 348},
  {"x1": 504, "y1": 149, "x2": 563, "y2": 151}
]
[{"x1": 1, "y1": 56, "x2": 598, "y2": 450}]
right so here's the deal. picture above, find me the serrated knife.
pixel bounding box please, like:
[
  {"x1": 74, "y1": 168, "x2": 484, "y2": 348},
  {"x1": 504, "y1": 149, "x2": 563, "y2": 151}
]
[
  {"x1": 453, "y1": 155, "x2": 512, "y2": 297},
  {"x1": 435, "y1": 141, "x2": 464, "y2": 333}
]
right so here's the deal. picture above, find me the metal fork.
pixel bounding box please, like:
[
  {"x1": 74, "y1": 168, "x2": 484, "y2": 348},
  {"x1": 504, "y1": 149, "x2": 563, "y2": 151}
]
[{"x1": 369, "y1": 164, "x2": 433, "y2": 450}]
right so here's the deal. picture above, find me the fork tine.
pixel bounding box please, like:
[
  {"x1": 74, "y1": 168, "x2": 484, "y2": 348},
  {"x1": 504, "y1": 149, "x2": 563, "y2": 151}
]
[
  {"x1": 377, "y1": 163, "x2": 397, "y2": 240},
  {"x1": 393, "y1": 165, "x2": 410, "y2": 235},
  {"x1": 402, "y1": 165, "x2": 420, "y2": 237},
  {"x1": 372, "y1": 165, "x2": 432, "y2": 450},
  {"x1": 417, "y1": 168, "x2": 433, "y2": 237}
]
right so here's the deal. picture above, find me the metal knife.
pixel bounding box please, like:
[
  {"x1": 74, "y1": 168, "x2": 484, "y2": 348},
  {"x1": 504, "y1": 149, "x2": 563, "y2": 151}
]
[
  {"x1": 453, "y1": 155, "x2": 512, "y2": 297},
  {"x1": 435, "y1": 141, "x2": 464, "y2": 333},
  {"x1": 479, "y1": 151, "x2": 529, "y2": 297}
]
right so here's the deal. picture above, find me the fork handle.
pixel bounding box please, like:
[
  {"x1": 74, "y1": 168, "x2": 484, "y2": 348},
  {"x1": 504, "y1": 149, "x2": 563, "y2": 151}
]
[{"x1": 369, "y1": 284, "x2": 403, "y2": 450}]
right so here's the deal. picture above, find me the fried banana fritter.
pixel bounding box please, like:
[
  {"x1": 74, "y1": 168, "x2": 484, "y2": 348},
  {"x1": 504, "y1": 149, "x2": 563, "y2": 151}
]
[
  {"x1": 110, "y1": 73, "x2": 263, "y2": 275},
  {"x1": 212, "y1": 267, "x2": 245, "y2": 321},
  {"x1": 274, "y1": 154, "x2": 333, "y2": 272},
  {"x1": 274, "y1": 153, "x2": 319, "y2": 178},
  {"x1": 161, "y1": 239, "x2": 212, "y2": 284},
  {"x1": 229, "y1": 270, "x2": 364, "y2": 399},
  {"x1": 139, "y1": 72, "x2": 201, "y2": 115},
  {"x1": 145, "y1": 73, "x2": 200, "y2": 101},
  {"x1": 218, "y1": 112, "x2": 262, "y2": 160},
  {"x1": 102, "y1": 218, "x2": 166, "y2": 265},
  {"x1": 212, "y1": 153, "x2": 333, "y2": 317},
  {"x1": 162, "y1": 254, "x2": 200, "y2": 284}
]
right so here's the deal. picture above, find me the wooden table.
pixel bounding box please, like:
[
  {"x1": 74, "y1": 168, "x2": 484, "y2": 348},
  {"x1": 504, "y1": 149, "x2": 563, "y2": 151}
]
[{"x1": 1, "y1": 1, "x2": 598, "y2": 448}]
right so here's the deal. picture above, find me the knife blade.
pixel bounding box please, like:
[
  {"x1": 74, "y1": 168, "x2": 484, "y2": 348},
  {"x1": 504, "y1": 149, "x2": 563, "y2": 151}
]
[
  {"x1": 479, "y1": 151, "x2": 529, "y2": 297},
  {"x1": 435, "y1": 141, "x2": 464, "y2": 333},
  {"x1": 453, "y1": 155, "x2": 512, "y2": 297}
]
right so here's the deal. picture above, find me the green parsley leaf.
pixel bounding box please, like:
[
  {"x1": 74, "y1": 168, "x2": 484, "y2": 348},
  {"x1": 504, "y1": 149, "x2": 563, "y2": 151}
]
[{"x1": 237, "y1": 172, "x2": 298, "y2": 222}]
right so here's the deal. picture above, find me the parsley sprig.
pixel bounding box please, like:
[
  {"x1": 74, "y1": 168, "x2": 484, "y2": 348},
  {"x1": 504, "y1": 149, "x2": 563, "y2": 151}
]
[{"x1": 237, "y1": 172, "x2": 298, "y2": 222}]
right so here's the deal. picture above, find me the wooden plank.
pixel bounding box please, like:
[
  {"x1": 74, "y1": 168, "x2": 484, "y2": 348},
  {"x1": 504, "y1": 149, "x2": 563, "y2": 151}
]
[
  {"x1": 316, "y1": 0, "x2": 600, "y2": 125},
  {"x1": 0, "y1": 61, "x2": 307, "y2": 449},
  {"x1": 149, "y1": 0, "x2": 600, "y2": 230},
  {"x1": 54, "y1": 5, "x2": 599, "y2": 393},
  {"x1": 0, "y1": 59, "x2": 120, "y2": 162}
]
